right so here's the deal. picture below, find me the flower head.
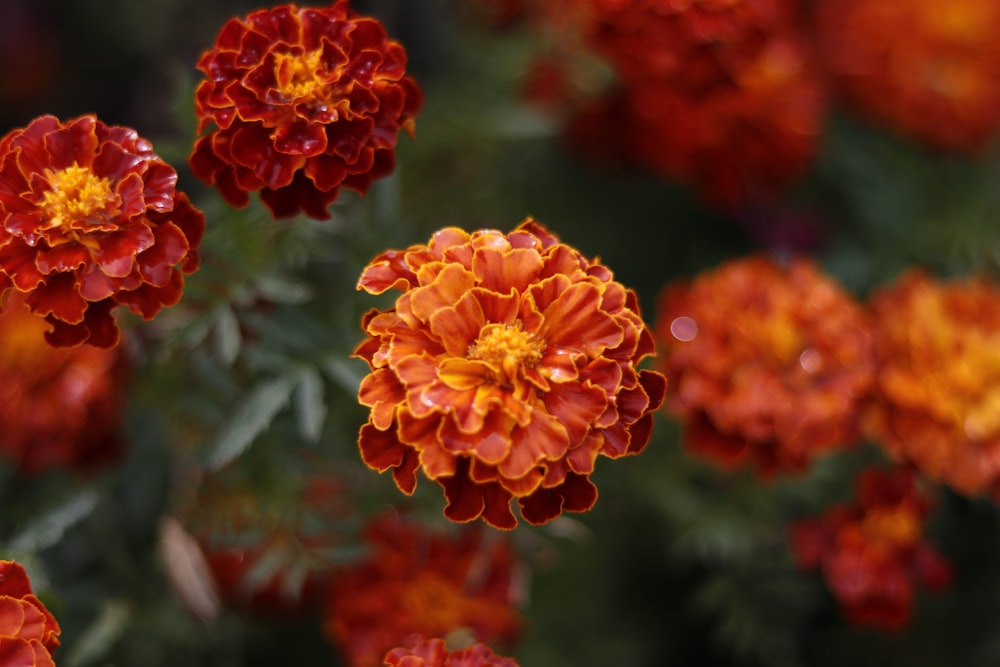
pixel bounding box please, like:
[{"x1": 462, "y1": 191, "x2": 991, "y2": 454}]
[
  {"x1": 816, "y1": 0, "x2": 1000, "y2": 152},
  {"x1": 864, "y1": 271, "x2": 1000, "y2": 498},
  {"x1": 555, "y1": 0, "x2": 826, "y2": 209},
  {"x1": 190, "y1": 2, "x2": 423, "y2": 219},
  {"x1": 354, "y1": 219, "x2": 666, "y2": 529},
  {"x1": 789, "y1": 467, "x2": 952, "y2": 630},
  {"x1": 0, "y1": 114, "x2": 205, "y2": 348},
  {"x1": 384, "y1": 637, "x2": 520, "y2": 667},
  {"x1": 656, "y1": 256, "x2": 874, "y2": 475},
  {"x1": 0, "y1": 560, "x2": 60, "y2": 667},
  {"x1": 324, "y1": 514, "x2": 522, "y2": 667},
  {"x1": 0, "y1": 291, "x2": 127, "y2": 472}
]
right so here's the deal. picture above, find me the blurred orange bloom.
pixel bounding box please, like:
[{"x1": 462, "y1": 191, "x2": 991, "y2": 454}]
[
  {"x1": 0, "y1": 560, "x2": 60, "y2": 667},
  {"x1": 324, "y1": 514, "x2": 522, "y2": 667},
  {"x1": 865, "y1": 271, "x2": 1000, "y2": 498},
  {"x1": 657, "y1": 256, "x2": 874, "y2": 475},
  {"x1": 0, "y1": 290, "x2": 127, "y2": 473},
  {"x1": 816, "y1": 0, "x2": 1000, "y2": 152},
  {"x1": 190, "y1": 2, "x2": 423, "y2": 219},
  {"x1": 789, "y1": 467, "x2": 951, "y2": 630},
  {"x1": 355, "y1": 219, "x2": 666, "y2": 529},
  {"x1": 384, "y1": 637, "x2": 520, "y2": 667},
  {"x1": 557, "y1": 0, "x2": 826, "y2": 209},
  {"x1": 0, "y1": 115, "x2": 204, "y2": 348}
]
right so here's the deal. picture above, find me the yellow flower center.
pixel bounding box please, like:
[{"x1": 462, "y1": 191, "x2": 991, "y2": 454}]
[
  {"x1": 399, "y1": 573, "x2": 470, "y2": 631},
  {"x1": 467, "y1": 322, "x2": 546, "y2": 382},
  {"x1": 40, "y1": 164, "x2": 114, "y2": 230},
  {"x1": 862, "y1": 504, "x2": 920, "y2": 550},
  {"x1": 274, "y1": 49, "x2": 328, "y2": 102}
]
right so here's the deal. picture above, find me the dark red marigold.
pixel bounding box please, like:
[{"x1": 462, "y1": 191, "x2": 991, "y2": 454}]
[
  {"x1": 384, "y1": 637, "x2": 520, "y2": 667},
  {"x1": 789, "y1": 467, "x2": 952, "y2": 630},
  {"x1": 0, "y1": 114, "x2": 205, "y2": 348},
  {"x1": 0, "y1": 560, "x2": 60, "y2": 667},
  {"x1": 324, "y1": 514, "x2": 522, "y2": 667},
  {"x1": 656, "y1": 256, "x2": 874, "y2": 475},
  {"x1": 864, "y1": 271, "x2": 1000, "y2": 499},
  {"x1": 190, "y1": 2, "x2": 423, "y2": 220},
  {"x1": 355, "y1": 219, "x2": 666, "y2": 529},
  {"x1": 0, "y1": 291, "x2": 127, "y2": 473},
  {"x1": 816, "y1": 0, "x2": 1000, "y2": 152}
]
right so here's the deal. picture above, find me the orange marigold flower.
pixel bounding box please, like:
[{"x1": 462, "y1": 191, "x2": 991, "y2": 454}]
[
  {"x1": 0, "y1": 114, "x2": 205, "y2": 348},
  {"x1": 354, "y1": 219, "x2": 666, "y2": 529},
  {"x1": 789, "y1": 467, "x2": 952, "y2": 630},
  {"x1": 0, "y1": 291, "x2": 127, "y2": 473},
  {"x1": 189, "y1": 2, "x2": 423, "y2": 220},
  {"x1": 864, "y1": 271, "x2": 1000, "y2": 498},
  {"x1": 583, "y1": 0, "x2": 795, "y2": 93},
  {"x1": 815, "y1": 0, "x2": 1000, "y2": 152},
  {"x1": 656, "y1": 256, "x2": 874, "y2": 475},
  {"x1": 0, "y1": 560, "x2": 60, "y2": 667},
  {"x1": 384, "y1": 637, "x2": 520, "y2": 667},
  {"x1": 324, "y1": 514, "x2": 522, "y2": 667}
]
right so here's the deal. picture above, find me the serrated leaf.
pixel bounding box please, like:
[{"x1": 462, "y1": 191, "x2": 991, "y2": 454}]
[
  {"x1": 212, "y1": 306, "x2": 242, "y2": 365},
  {"x1": 206, "y1": 377, "x2": 296, "y2": 470},
  {"x1": 295, "y1": 367, "x2": 326, "y2": 443}
]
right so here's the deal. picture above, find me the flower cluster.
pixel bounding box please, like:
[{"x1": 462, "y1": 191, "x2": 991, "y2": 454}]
[
  {"x1": 0, "y1": 114, "x2": 205, "y2": 348},
  {"x1": 789, "y1": 467, "x2": 952, "y2": 629},
  {"x1": 656, "y1": 256, "x2": 874, "y2": 475},
  {"x1": 355, "y1": 219, "x2": 666, "y2": 529},
  {"x1": 864, "y1": 271, "x2": 1000, "y2": 499},
  {"x1": 0, "y1": 291, "x2": 127, "y2": 472},
  {"x1": 190, "y1": 2, "x2": 424, "y2": 220},
  {"x1": 546, "y1": 0, "x2": 827, "y2": 209},
  {"x1": 324, "y1": 514, "x2": 522, "y2": 667},
  {"x1": 0, "y1": 560, "x2": 60, "y2": 667},
  {"x1": 815, "y1": 0, "x2": 1000, "y2": 152},
  {"x1": 384, "y1": 637, "x2": 520, "y2": 667}
]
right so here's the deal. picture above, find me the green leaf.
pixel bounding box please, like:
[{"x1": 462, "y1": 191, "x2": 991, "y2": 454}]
[
  {"x1": 294, "y1": 366, "x2": 326, "y2": 443},
  {"x1": 206, "y1": 377, "x2": 296, "y2": 470},
  {"x1": 8, "y1": 489, "x2": 99, "y2": 554},
  {"x1": 212, "y1": 306, "x2": 242, "y2": 365},
  {"x1": 64, "y1": 599, "x2": 131, "y2": 667}
]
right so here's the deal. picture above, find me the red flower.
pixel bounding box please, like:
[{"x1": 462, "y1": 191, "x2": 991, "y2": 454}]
[
  {"x1": 816, "y1": 0, "x2": 1000, "y2": 152},
  {"x1": 0, "y1": 114, "x2": 205, "y2": 348},
  {"x1": 656, "y1": 256, "x2": 874, "y2": 475},
  {"x1": 551, "y1": 0, "x2": 827, "y2": 209},
  {"x1": 324, "y1": 514, "x2": 522, "y2": 667},
  {"x1": 583, "y1": 0, "x2": 795, "y2": 94},
  {"x1": 864, "y1": 271, "x2": 1000, "y2": 499},
  {"x1": 189, "y1": 2, "x2": 423, "y2": 220},
  {"x1": 789, "y1": 467, "x2": 952, "y2": 630},
  {"x1": 355, "y1": 219, "x2": 666, "y2": 529},
  {"x1": 0, "y1": 560, "x2": 60, "y2": 667},
  {"x1": 384, "y1": 637, "x2": 520, "y2": 667},
  {"x1": 0, "y1": 291, "x2": 127, "y2": 473}
]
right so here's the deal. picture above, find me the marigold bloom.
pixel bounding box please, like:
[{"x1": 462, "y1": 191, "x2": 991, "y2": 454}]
[
  {"x1": 190, "y1": 2, "x2": 423, "y2": 220},
  {"x1": 656, "y1": 256, "x2": 874, "y2": 475},
  {"x1": 789, "y1": 467, "x2": 952, "y2": 630},
  {"x1": 583, "y1": 0, "x2": 795, "y2": 93},
  {"x1": 324, "y1": 514, "x2": 522, "y2": 667},
  {"x1": 384, "y1": 637, "x2": 520, "y2": 667},
  {"x1": 0, "y1": 560, "x2": 60, "y2": 667},
  {"x1": 355, "y1": 219, "x2": 666, "y2": 529},
  {"x1": 816, "y1": 0, "x2": 1000, "y2": 152},
  {"x1": 0, "y1": 291, "x2": 127, "y2": 472},
  {"x1": 864, "y1": 271, "x2": 1000, "y2": 498},
  {"x1": 0, "y1": 114, "x2": 205, "y2": 348}
]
